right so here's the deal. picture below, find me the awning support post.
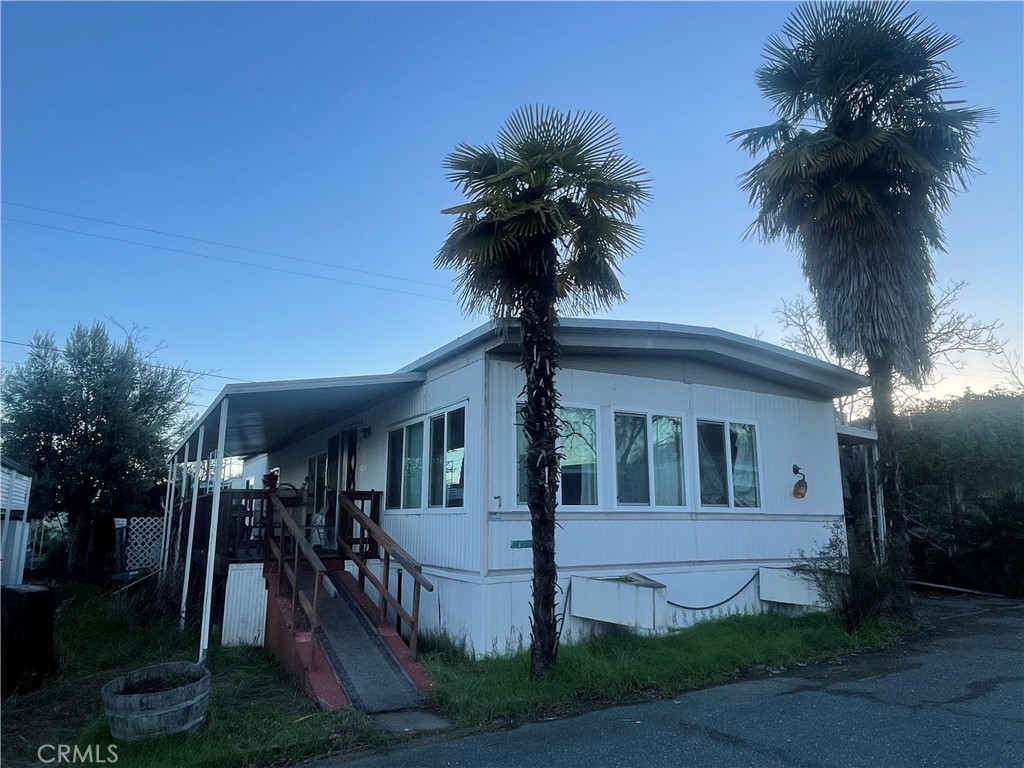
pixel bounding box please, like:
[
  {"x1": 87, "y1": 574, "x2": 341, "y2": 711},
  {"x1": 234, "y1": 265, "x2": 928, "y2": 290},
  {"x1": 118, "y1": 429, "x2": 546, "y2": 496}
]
[
  {"x1": 160, "y1": 457, "x2": 178, "y2": 581},
  {"x1": 172, "y1": 441, "x2": 190, "y2": 574},
  {"x1": 179, "y1": 425, "x2": 205, "y2": 630},
  {"x1": 199, "y1": 399, "x2": 229, "y2": 665}
]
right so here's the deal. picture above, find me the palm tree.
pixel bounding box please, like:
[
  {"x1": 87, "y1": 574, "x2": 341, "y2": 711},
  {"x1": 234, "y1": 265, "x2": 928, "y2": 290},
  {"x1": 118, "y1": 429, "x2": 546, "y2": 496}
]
[
  {"x1": 437, "y1": 106, "x2": 650, "y2": 677},
  {"x1": 732, "y1": 2, "x2": 990, "y2": 554}
]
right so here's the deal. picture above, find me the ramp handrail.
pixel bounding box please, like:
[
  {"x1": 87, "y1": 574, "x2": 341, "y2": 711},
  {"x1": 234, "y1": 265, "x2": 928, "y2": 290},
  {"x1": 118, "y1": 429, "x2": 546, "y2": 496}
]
[
  {"x1": 337, "y1": 491, "x2": 434, "y2": 657},
  {"x1": 266, "y1": 492, "x2": 326, "y2": 670}
]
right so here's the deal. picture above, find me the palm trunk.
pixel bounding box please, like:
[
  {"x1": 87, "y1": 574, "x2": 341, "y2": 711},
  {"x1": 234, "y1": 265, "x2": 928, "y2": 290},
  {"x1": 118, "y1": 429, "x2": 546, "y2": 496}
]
[
  {"x1": 867, "y1": 356, "x2": 914, "y2": 620},
  {"x1": 519, "y1": 249, "x2": 561, "y2": 679},
  {"x1": 866, "y1": 356, "x2": 904, "y2": 537}
]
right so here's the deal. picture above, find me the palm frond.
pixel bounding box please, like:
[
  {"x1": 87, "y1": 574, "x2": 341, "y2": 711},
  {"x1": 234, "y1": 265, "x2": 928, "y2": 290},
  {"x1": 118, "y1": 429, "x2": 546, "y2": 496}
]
[{"x1": 439, "y1": 105, "x2": 650, "y2": 320}]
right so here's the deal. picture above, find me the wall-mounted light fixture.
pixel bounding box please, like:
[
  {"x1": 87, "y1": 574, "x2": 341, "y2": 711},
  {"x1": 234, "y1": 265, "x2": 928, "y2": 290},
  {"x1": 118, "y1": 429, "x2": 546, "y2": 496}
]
[{"x1": 792, "y1": 464, "x2": 808, "y2": 499}]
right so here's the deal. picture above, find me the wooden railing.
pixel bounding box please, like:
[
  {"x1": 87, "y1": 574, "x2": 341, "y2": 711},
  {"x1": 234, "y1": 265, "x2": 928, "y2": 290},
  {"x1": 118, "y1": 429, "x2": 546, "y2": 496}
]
[
  {"x1": 173, "y1": 489, "x2": 269, "y2": 566},
  {"x1": 266, "y1": 493, "x2": 327, "y2": 669},
  {"x1": 337, "y1": 492, "x2": 434, "y2": 657}
]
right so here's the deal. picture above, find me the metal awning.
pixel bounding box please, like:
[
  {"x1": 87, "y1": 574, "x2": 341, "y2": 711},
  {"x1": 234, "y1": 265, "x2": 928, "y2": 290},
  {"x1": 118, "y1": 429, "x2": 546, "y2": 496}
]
[
  {"x1": 836, "y1": 422, "x2": 878, "y2": 445},
  {"x1": 169, "y1": 372, "x2": 425, "y2": 463}
]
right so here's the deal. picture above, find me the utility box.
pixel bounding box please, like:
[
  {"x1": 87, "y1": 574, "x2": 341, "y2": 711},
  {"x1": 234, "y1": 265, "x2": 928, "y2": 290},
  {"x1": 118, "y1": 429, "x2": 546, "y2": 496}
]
[{"x1": 570, "y1": 573, "x2": 667, "y2": 633}]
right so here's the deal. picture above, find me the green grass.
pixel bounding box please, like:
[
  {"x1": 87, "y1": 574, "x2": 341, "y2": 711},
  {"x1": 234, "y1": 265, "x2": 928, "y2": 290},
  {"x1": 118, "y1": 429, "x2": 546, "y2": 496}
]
[
  {"x1": 3, "y1": 584, "x2": 908, "y2": 766},
  {"x1": 1, "y1": 584, "x2": 385, "y2": 768},
  {"x1": 422, "y1": 611, "x2": 906, "y2": 726}
]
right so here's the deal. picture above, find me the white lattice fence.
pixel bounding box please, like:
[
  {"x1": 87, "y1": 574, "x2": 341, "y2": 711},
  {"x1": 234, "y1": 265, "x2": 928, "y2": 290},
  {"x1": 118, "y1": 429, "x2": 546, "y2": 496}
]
[{"x1": 126, "y1": 516, "x2": 164, "y2": 571}]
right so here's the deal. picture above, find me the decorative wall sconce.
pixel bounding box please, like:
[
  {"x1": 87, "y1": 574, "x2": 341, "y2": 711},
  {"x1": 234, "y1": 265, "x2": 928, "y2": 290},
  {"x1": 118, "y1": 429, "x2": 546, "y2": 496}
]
[
  {"x1": 360, "y1": 427, "x2": 372, "y2": 439},
  {"x1": 792, "y1": 464, "x2": 808, "y2": 498}
]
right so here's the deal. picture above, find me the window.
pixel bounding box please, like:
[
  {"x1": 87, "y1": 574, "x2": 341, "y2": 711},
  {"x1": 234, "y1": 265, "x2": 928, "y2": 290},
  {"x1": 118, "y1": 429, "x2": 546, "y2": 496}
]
[
  {"x1": 517, "y1": 405, "x2": 598, "y2": 506},
  {"x1": 388, "y1": 407, "x2": 465, "y2": 510},
  {"x1": 614, "y1": 413, "x2": 685, "y2": 507},
  {"x1": 386, "y1": 422, "x2": 423, "y2": 509},
  {"x1": 696, "y1": 420, "x2": 761, "y2": 508},
  {"x1": 429, "y1": 407, "x2": 465, "y2": 508}
]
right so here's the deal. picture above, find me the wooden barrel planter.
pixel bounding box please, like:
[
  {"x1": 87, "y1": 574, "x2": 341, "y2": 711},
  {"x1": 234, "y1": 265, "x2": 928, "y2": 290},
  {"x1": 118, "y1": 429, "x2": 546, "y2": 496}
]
[{"x1": 101, "y1": 661, "x2": 211, "y2": 741}]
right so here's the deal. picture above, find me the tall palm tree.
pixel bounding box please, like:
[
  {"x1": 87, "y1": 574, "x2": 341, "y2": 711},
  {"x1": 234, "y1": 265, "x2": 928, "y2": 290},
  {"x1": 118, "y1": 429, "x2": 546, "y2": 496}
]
[
  {"x1": 732, "y1": 2, "x2": 990, "y2": 552},
  {"x1": 438, "y1": 106, "x2": 650, "y2": 677}
]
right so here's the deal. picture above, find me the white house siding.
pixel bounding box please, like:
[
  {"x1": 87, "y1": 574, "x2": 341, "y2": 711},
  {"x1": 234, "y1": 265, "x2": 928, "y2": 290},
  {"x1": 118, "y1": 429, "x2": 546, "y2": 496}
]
[
  {"x1": 466, "y1": 356, "x2": 844, "y2": 654},
  {"x1": 0, "y1": 465, "x2": 32, "y2": 512}
]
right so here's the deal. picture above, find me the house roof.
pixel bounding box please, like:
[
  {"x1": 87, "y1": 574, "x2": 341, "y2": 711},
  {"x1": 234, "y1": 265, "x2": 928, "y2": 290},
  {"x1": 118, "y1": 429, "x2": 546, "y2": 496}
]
[
  {"x1": 168, "y1": 373, "x2": 424, "y2": 464},
  {"x1": 169, "y1": 319, "x2": 867, "y2": 464},
  {"x1": 1, "y1": 454, "x2": 33, "y2": 477},
  {"x1": 401, "y1": 319, "x2": 868, "y2": 399}
]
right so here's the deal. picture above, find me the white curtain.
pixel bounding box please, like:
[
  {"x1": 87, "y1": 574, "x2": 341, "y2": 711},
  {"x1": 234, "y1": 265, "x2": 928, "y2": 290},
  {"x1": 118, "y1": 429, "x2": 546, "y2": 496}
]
[{"x1": 731, "y1": 423, "x2": 760, "y2": 507}]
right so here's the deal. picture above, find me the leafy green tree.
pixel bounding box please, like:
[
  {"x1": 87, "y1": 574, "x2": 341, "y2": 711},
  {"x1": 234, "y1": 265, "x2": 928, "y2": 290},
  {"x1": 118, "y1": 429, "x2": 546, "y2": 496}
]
[
  {"x1": 1, "y1": 323, "x2": 195, "y2": 579},
  {"x1": 437, "y1": 106, "x2": 650, "y2": 677},
  {"x1": 895, "y1": 391, "x2": 1024, "y2": 595},
  {"x1": 732, "y1": 1, "x2": 991, "y2": 550}
]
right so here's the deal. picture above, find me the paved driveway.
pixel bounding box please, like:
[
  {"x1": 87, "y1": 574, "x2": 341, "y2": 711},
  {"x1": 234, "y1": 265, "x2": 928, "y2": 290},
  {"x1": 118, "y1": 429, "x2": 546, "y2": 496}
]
[{"x1": 313, "y1": 594, "x2": 1023, "y2": 768}]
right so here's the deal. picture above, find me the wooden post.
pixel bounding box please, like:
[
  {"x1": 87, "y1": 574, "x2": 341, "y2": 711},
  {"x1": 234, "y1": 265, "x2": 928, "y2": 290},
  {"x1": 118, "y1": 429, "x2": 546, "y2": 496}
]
[
  {"x1": 379, "y1": 552, "x2": 391, "y2": 623},
  {"x1": 410, "y1": 578, "x2": 422, "y2": 659},
  {"x1": 395, "y1": 568, "x2": 404, "y2": 635}
]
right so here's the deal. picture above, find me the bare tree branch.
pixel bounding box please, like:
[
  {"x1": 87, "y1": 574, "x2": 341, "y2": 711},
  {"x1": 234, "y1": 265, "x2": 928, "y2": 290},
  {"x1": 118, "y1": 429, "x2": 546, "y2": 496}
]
[{"x1": 776, "y1": 281, "x2": 1008, "y2": 421}]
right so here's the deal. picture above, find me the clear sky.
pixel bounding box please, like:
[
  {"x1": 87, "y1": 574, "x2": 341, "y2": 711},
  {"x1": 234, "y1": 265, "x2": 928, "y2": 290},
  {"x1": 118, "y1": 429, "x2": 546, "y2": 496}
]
[{"x1": 2, "y1": 1, "x2": 1021, "y2": 414}]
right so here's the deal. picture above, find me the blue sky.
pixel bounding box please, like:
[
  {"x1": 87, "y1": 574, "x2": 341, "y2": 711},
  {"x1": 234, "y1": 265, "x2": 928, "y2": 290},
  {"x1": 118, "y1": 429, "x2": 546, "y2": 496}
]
[{"x1": 2, "y1": 1, "x2": 1021, "y2": 412}]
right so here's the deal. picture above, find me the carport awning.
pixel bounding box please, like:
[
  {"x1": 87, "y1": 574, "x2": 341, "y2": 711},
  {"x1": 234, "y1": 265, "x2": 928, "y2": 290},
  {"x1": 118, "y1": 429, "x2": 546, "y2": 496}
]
[{"x1": 168, "y1": 372, "x2": 425, "y2": 463}]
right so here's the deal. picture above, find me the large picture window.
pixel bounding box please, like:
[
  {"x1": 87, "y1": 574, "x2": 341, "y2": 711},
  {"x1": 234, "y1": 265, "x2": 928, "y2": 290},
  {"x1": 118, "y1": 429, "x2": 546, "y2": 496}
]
[
  {"x1": 696, "y1": 420, "x2": 761, "y2": 508},
  {"x1": 614, "y1": 413, "x2": 685, "y2": 507},
  {"x1": 517, "y1": 405, "x2": 598, "y2": 507},
  {"x1": 388, "y1": 406, "x2": 465, "y2": 511}
]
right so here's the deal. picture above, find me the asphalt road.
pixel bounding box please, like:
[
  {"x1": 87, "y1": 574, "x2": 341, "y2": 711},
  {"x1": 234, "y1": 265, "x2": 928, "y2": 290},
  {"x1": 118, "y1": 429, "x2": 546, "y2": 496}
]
[{"x1": 312, "y1": 594, "x2": 1023, "y2": 768}]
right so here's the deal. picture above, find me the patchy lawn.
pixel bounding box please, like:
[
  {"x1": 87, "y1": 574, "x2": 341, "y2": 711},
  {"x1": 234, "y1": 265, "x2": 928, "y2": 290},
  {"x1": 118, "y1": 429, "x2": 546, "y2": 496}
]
[
  {"x1": 2, "y1": 583, "x2": 907, "y2": 767},
  {"x1": 1, "y1": 584, "x2": 385, "y2": 768},
  {"x1": 422, "y1": 611, "x2": 906, "y2": 727}
]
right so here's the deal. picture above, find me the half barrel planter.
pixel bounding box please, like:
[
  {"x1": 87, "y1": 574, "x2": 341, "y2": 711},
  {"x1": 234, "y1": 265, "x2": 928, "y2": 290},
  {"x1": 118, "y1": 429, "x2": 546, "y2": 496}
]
[{"x1": 101, "y1": 661, "x2": 211, "y2": 741}]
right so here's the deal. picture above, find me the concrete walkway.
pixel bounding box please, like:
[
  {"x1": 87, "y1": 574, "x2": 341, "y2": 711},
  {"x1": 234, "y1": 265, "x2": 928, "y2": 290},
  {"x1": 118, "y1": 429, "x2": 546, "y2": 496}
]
[{"x1": 308, "y1": 594, "x2": 1023, "y2": 768}]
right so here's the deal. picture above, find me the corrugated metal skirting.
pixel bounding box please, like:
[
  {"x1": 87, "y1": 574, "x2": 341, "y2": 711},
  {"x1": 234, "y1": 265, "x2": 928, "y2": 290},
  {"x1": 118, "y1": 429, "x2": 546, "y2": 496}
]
[{"x1": 222, "y1": 563, "x2": 267, "y2": 646}]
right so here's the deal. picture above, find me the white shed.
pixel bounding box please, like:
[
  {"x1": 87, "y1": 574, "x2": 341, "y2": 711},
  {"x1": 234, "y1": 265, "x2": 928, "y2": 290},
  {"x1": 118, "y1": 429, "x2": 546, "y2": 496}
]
[{"x1": 1, "y1": 455, "x2": 33, "y2": 586}]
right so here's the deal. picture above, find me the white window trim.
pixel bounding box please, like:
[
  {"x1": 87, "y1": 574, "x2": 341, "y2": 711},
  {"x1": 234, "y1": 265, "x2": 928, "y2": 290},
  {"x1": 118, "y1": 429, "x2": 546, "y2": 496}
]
[
  {"x1": 611, "y1": 408, "x2": 690, "y2": 511},
  {"x1": 515, "y1": 400, "x2": 604, "y2": 510},
  {"x1": 693, "y1": 415, "x2": 765, "y2": 511}
]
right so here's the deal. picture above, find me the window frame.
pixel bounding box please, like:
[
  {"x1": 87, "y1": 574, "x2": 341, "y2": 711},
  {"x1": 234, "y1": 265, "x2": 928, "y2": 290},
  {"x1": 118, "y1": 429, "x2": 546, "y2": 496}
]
[
  {"x1": 693, "y1": 416, "x2": 764, "y2": 510},
  {"x1": 428, "y1": 406, "x2": 466, "y2": 509},
  {"x1": 516, "y1": 400, "x2": 602, "y2": 510},
  {"x1": 385, "y1": 421, "x2": 425, "y2": 510},
  {"x1": 386, "y1": 403, "x2": 467, "y2": 512},
  {"x1": 611, "y1": 409, "x2": 689, "y2": 511}
]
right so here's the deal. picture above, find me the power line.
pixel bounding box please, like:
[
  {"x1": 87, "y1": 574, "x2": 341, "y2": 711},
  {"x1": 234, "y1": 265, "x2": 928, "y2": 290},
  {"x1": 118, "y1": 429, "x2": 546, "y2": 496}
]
[
  {"x1": 1, "y1": 200, "x2": 451, "y2": 289},
  {"x1": 1, "y1": 339, "x2": 252, "y2": 383},
  {"x1": 2, "y1": 216, "x2": 456, "y2": 303}
]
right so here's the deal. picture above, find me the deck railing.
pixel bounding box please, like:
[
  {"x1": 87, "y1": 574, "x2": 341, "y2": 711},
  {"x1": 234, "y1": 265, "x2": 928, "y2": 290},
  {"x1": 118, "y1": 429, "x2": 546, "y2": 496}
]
[
  {"x1": 266, "y1": 492, "x2": 327, "y2": 670},
  {"x1": 173, "y1": 489, "x2": 270, "y2": 566},
  {"x1": 337, "y1": 492, "x2": 434, "y2": 657}
]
